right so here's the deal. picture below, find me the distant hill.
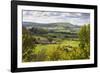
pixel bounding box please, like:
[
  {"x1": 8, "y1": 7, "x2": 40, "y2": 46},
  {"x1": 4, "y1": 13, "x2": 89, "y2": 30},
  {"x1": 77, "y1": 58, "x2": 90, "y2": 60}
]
[{"x1": 22, "y1": 22, "x2": 81, "y2": 33}]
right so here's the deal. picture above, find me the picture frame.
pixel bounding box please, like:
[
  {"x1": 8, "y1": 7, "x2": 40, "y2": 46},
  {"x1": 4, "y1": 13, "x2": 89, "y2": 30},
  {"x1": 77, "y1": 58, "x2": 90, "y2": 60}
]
[{"x1": 11, "y1": 0, "x2": 97, "y2": 72}]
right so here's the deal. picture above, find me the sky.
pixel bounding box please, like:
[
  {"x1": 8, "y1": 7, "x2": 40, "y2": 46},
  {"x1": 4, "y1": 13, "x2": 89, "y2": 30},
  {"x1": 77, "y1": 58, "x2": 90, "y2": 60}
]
[{"x1": 22, "y1": 10, "x2": 90, "y2": 25}]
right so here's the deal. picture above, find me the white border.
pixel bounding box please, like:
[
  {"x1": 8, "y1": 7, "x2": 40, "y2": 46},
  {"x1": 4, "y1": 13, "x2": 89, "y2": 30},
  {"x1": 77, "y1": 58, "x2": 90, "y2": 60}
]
[{"x1": 17, "y1": 5, "x2": 94, "y2": 68}]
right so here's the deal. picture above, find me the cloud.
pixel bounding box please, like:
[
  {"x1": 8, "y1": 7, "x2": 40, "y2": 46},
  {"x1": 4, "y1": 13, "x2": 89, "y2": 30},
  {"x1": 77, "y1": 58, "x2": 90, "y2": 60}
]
[{"x1": 23, "y1": 10, "x2": 90, "y2": 25}]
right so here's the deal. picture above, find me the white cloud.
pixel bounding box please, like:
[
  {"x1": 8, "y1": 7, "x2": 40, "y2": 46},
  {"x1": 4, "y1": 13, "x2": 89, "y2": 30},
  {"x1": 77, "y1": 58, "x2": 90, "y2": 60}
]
[{"x1": 23, "y1": 10, "x2": 90, "y2": 25}]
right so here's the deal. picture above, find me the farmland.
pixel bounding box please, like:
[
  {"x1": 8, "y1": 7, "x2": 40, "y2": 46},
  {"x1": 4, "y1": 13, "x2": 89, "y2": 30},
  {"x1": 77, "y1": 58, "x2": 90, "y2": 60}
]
[{"x1": 22, "y1": 22, "x2": 90, "y2": 62}]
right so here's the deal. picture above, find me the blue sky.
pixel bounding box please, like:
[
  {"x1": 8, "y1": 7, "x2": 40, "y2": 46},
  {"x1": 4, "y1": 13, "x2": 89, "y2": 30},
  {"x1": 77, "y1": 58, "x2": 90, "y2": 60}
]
[{"x1": 23, "y1": 10, "x2": 90, "y2": 25}]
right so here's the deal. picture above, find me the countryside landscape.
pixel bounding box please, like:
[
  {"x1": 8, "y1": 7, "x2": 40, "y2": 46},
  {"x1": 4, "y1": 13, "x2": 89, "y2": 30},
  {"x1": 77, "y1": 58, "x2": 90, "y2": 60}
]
[{"x1": 22, "y1": 10, "x2": 90, "y2": 62}]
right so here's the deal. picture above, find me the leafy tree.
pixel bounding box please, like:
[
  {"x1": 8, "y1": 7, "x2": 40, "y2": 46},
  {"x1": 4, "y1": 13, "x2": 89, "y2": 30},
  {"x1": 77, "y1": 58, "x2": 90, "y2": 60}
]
[
  {"x1": 22, "y1": 26, "x2": 36, "y2": 62},
  {"x1": 78, "y1": 24, "x2": 90, "y2": 58},
  {"x1": 47, "y1": 37, "x2": 53, "y2": 43},
  {"x1": 78, "y1": 24, "x2": 90, "y2": 49}
]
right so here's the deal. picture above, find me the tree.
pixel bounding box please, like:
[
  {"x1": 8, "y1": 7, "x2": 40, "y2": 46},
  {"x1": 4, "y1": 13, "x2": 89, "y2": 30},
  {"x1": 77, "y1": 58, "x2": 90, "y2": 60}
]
[
  {"x1": 78, "y1": 24, "x2": 90, "y2": 58},
  {"x1": 47, "y1": 37, "x2": 53, "y2": 43},
  {"x1": 78, "y1": 24, "x2": 90, "y2": 49},
  {"x1": 22, "y1": 26, "x2": 36, "y2": 62}
]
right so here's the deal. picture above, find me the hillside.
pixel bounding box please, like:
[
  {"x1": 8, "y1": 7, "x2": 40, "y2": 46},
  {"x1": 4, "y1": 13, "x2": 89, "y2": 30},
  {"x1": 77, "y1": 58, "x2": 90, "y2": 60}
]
[{"x1": 22, "y1": 22, "x2": 81, "y2": 33}]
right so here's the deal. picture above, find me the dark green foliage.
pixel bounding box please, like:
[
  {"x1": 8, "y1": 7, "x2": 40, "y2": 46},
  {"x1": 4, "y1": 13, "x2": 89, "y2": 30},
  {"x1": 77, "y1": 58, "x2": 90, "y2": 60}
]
[
  {"x1": 78, "y1": 24, "x2": 90, "y2": 49},
  {"x1": 29, "y1": 27, "x2": 48, "y2": 34},
  {"x1": 22, "y1": 26, "x2": 36, "y2": 62},
  {"x1": 78, "y1": 24, "x2": 90, "y2": 58},
  {"x1": 47, "y1": 37, "x2": 53, "y2": 43}
]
